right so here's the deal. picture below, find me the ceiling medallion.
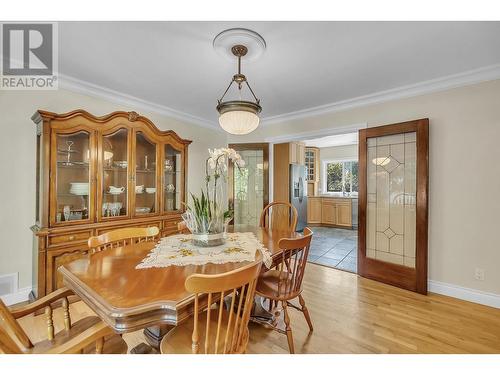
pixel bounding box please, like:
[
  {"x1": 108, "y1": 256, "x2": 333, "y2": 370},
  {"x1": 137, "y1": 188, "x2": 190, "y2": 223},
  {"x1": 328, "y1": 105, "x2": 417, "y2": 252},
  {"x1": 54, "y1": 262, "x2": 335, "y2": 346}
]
[{"x1": 214, "y1": 29, "x2": 265, "y2": 135}]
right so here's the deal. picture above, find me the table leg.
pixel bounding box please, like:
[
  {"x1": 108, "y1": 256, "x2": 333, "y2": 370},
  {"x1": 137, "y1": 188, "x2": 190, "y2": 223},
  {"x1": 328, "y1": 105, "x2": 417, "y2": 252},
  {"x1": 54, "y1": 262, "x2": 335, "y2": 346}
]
[{"x1": 144, "y1": 324, "x2": 174, "y2": 350}]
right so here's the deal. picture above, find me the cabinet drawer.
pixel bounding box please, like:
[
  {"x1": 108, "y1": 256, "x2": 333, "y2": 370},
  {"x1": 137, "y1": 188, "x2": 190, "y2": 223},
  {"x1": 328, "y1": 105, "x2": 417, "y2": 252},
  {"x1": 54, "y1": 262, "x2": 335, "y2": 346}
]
[
  {"x1": 96, "y1": 222, "x2": 162, "y2": 236},
  {"x1": 48, "y1": 230, "x2": 92, "y2": 247}
]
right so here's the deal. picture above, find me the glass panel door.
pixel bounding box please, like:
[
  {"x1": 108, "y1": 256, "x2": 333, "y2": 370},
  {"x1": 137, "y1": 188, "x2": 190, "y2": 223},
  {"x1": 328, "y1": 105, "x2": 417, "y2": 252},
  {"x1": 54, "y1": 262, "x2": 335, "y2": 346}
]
[
  {"x1": 54, "y1": 131, "x2": 91, "y2": 223},
  {"x1": 366, "y1": 132, "x2": 416, "y2": 267},
  {"x1": 135, "y1": 132, "x2": 157, "y2": 215},
  {"x1": 164, "y1": 145, "x2": 182, "y2": 212},
  {"x1": 229, "y1": 145, "x2": 268, "y2": 227},
  {"x1": 359, "y1": 119, "x2": 428, "y2": 294},
  {"x1": 101, "y1": 128, "x2": 129, "y2": 218}
]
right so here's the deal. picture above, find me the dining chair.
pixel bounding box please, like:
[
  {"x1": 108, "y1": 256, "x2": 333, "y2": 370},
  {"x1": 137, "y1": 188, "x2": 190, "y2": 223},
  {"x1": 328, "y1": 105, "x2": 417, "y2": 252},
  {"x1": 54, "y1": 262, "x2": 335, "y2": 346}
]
[
  {"x1": 259, "y1": 201, "x2": 298, "y2": 232},
  {"x1": 255, "y1": 227, "x2": 313, "y2": 354},
  {"x1": 88, "y1": 226, "x2": 159, "y2": 255},
  {"x1": 0, "y1": 287, "x2": 127, "y2": 354},
  {"x1": 177, "y1": 221, "x2": 191, "y2": 234},
  {"x1": 160, "y1": 260, "x2": 263, "y2": 354}
]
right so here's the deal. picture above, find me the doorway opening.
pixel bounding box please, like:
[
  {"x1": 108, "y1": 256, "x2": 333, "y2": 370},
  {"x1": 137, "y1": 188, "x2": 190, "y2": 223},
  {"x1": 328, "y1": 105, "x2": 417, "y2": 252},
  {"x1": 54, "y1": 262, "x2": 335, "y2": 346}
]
[{"x1": 300, "y1": 132, "x2": 359, "y2": 273}]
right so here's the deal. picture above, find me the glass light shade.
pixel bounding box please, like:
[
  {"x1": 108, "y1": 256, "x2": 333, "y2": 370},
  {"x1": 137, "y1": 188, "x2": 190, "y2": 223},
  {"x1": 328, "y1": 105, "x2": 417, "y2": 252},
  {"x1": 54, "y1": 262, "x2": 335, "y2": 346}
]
[{"x1": 218, "y1": 110, "x2": 260, "y2": 135}]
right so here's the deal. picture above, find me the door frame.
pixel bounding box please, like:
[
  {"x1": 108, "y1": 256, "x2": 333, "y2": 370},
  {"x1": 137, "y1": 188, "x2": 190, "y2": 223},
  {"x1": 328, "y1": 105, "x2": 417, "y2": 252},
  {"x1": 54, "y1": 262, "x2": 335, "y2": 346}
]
[
  {"x1": 228, "y1": 143, "x2": 270, "y2": 224},
  {"x1": 358, "y1": 119, "x2": 429, "y2": 294}
]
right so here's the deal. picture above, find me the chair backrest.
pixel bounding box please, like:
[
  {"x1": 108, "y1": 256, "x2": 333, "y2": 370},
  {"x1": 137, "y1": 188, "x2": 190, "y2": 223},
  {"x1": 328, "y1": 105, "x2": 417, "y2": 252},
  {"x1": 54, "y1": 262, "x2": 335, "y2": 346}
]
[
  {"x1": 259, "y1": 201, "x2": 298, "y2": 232},
  {"x1": 0, "y1": 298, "x2": 32, "y2": 353},
  {"x1": 274, "y1": 227, "x2": 313, "y2": 299},
  {"x1": 88, "y1": 226, "x2": 159, "y2": 255},
  {"x1": 185, "y1": 260, "x2": 262, "y2": 354},
  {"x1": 177, "y1": 221, "x2": 191, "y2": 234}
]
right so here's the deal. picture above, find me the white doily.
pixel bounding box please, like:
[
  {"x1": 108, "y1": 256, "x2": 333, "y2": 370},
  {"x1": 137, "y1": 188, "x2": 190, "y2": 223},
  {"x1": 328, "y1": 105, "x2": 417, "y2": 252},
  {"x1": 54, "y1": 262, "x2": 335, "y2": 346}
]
[{"x1": 135, "y1": 232, "x2": 272, "y2": 269}]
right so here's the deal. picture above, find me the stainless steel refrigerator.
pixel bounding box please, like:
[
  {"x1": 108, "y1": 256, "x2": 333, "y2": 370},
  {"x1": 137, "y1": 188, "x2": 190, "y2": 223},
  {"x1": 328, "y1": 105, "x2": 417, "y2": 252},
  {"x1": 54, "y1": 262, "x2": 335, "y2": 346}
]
[{"x1": 290, "y1": 164, "x2": 307, "y2": 232}]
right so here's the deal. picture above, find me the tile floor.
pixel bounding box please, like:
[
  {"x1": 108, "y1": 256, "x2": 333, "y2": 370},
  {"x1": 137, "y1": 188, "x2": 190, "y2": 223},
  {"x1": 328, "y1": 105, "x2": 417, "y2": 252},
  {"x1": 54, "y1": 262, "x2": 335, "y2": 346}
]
[{"x1": 307, "y1": 226, "x2": 358, "y2": 273}]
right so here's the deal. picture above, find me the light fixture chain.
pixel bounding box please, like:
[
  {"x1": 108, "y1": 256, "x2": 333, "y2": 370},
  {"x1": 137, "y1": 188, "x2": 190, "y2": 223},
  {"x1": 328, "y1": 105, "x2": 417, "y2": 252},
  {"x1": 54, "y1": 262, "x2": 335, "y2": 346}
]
[
  {"x1": 245, "y1": 80, "x2": 260, "y2": 103},
  {"x1": 218, "y1": 77, "x2": 235, "y2": 103}
]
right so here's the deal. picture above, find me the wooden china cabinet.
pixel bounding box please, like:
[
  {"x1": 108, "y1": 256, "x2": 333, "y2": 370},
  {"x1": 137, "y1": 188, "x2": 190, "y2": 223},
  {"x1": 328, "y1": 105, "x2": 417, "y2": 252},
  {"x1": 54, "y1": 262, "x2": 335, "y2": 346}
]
[{"x1": 30, "y1": 109, "x2": 191, "y2": 299}]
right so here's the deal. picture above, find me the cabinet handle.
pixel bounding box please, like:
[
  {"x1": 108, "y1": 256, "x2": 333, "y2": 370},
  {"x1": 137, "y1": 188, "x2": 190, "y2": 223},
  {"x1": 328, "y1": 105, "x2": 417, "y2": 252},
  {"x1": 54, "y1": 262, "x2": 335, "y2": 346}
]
[{"x1": 68, "y1": 235, "x2": 75, "y2": 241}]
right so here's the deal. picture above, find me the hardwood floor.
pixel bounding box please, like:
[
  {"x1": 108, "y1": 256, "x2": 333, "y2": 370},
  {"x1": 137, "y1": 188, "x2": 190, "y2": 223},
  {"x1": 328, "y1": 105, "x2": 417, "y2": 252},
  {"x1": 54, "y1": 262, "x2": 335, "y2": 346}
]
[{"x1": 16, "y1": 264, "x2": 500, "y2": 354}]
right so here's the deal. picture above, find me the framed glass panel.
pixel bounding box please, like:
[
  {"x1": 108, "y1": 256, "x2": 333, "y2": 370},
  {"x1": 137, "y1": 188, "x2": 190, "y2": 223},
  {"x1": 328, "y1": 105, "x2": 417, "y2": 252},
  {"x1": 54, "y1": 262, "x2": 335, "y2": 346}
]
[
  {"x1": 135, "y1": 132, "x2": 157, "y2": 215},
  {"x1": 55, "y1": 131, "x2": 91, "y2": 223},
  {"x1": 164, "y1": 145, "x2": 182, "y2": 212},
  {"x1": 366, "y1": 132, "x2": 416, "y2": 268},
  {"x1": 102, "y1": 128, "x2": 128, "y2": 218}
]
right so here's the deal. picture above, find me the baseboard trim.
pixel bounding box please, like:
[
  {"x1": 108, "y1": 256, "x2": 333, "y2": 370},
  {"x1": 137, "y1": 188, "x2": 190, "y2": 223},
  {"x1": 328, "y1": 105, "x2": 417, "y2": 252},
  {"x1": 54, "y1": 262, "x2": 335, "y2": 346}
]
[
  {"x1": 0, "y1": 287, "x2": 31, "y2": 306},
  {"x1": 428, "y1": 280, "x2": 500, "y2": 309}
]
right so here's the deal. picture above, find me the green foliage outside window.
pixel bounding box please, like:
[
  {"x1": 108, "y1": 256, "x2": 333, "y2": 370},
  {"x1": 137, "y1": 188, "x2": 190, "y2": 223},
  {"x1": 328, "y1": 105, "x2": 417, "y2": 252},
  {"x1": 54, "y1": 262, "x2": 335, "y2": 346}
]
[{"x1": 326, "y1": 160, "x2": 358, "y2": 194}]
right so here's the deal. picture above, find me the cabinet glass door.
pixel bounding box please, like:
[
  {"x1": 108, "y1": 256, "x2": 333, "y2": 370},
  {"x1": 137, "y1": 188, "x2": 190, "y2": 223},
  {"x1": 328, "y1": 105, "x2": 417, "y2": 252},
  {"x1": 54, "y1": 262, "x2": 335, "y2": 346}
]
[
  {"x1": 163, "y1": 145, "x2": 182, "y2": 212},
  {"x1": 53, "y1": 131, "x2": 93, "y2": 224},
  {"x1": 101, "y1": 128, "x2": 129, "y2": 218},
  {"x1": 134, "y1": 132, "x2": 157, "y2": 215}
]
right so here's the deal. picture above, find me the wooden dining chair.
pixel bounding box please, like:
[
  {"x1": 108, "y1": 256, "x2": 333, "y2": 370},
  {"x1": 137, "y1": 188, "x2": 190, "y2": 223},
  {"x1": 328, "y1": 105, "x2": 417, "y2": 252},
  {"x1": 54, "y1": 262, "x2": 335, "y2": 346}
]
[
  {"x1": 177, "y1": 221, "x2": 191, "y2": 234},
  {"x1": 88, "y1": 226, "x2": 159, "y2": 255},
  {"x1": 160, "y1": 260, "x2": 262, "y2": 354},
  {"x1": 0, "y1": 287, "x2": 127, "y2": 354},
  {"x1": 259, "y1": 201, "x2": 298, "y2": 232},
  {"x1": 255, "y1": 227, "x2": 313, "y2": 354}
]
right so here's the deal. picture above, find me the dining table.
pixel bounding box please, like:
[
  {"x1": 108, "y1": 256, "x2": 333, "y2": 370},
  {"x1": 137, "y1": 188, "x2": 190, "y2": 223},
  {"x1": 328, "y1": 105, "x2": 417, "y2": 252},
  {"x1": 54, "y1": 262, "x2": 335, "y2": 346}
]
[{"x1": 58, "y1": 224, "x2": 301, "y2": 349}]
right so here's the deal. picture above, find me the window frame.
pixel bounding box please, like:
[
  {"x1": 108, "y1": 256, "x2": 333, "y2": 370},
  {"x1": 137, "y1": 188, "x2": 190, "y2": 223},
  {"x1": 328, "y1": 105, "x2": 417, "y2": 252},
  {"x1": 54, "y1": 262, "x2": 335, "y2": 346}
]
[{"x1": 322, "y1": 158, "x2": 359, "y2": 196}]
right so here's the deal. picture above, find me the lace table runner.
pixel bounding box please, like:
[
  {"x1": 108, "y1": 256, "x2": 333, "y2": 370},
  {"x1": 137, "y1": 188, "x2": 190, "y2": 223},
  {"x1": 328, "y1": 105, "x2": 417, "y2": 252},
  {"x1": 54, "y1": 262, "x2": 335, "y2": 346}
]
[{"x1": 136, "y1": 232, "x2": 272, "y2": 269}]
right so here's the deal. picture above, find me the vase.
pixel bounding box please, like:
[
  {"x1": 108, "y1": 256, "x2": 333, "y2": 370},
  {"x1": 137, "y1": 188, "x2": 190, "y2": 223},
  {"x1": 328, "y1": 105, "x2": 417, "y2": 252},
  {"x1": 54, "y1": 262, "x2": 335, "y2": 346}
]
[{"x1": 182, "y1": 179, "x2": 227, "y2": 247}]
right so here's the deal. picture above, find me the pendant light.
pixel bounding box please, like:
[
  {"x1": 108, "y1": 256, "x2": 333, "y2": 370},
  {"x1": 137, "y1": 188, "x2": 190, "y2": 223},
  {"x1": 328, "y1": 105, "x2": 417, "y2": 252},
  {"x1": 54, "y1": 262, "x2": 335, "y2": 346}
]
[{"x1": 216, "y1": 44, "x2": 262, "y2": 135}]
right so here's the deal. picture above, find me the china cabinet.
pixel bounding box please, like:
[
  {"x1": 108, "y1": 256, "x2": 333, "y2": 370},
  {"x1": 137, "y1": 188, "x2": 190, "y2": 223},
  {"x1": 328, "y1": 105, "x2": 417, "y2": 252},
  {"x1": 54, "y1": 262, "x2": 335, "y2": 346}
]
[
  {"x1": 305, "y1": 147, "x2": 319, "y2": 196},
  {"x1": 30, "y1": 109, "x2": 191, "y2": 299}
]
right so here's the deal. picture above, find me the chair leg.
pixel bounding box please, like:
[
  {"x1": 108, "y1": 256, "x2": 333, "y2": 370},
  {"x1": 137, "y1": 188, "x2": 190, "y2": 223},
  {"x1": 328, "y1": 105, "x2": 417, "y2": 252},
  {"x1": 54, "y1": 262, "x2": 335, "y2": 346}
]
[
  {"x1": 298, "y1": 294, "x2": 313, "y2": 332},
  {"x1": 281, "y1": 300, "x2": 294, "y2": 354}
]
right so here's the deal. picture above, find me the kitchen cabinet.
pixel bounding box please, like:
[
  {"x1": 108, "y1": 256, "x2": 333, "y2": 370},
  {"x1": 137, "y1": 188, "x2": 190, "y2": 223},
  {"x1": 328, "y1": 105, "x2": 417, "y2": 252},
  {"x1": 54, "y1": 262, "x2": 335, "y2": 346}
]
[
  {"x1": 289, "y1": 141, "x2": 305, "y2": 165},
  {"x1": 321, "y1": 198, "x2": 337, "y2": 225},
  {"x1": 307, "y1": 197, "x2": 322, "y2": 224},
  {"x1": 307, "y1": 197, "x2": 353, "y2": 228},
  {"x1": 305, "y1": 147, "x2": 319, "y2": 196}
]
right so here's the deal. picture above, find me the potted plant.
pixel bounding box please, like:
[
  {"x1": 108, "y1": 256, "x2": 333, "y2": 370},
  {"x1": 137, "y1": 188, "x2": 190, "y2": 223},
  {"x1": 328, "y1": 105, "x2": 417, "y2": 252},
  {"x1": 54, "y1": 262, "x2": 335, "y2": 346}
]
[{"x1": 182, "y1": 148, "x2": 245, "y2": 247}]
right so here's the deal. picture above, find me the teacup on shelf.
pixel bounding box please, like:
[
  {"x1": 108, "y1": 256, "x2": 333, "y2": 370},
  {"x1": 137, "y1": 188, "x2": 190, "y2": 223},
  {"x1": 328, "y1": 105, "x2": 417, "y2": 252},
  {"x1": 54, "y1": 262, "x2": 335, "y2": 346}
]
[
  {"x1": 108, "y1": 186, "x2": 125, "y2": 195},
  {"x1": 135, "y1": 185, "x2": 144, "y2": 193}
]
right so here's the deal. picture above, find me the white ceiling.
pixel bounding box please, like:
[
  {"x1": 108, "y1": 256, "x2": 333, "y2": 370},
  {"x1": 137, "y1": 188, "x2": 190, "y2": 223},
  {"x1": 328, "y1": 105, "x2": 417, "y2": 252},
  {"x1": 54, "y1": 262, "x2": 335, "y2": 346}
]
[
  {"x1": 304, "y1": 132, "x2": 358, "y2": 148},
  {"x1": 59, "y1": 21, "x2": 500, "y2": 127}
]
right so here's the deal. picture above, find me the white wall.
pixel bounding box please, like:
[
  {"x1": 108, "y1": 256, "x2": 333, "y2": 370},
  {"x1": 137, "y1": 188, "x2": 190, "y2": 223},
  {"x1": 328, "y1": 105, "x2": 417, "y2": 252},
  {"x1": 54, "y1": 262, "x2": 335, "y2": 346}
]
[
  {"x1": 229, "y1": 79, "x2": 500, "y2": 296},
  {"x1": 0, "y1": 89, "x2": 226, "y2": 292},
  {"x1": 317, "y1": 144, "x2": 358, "y2": 194}
]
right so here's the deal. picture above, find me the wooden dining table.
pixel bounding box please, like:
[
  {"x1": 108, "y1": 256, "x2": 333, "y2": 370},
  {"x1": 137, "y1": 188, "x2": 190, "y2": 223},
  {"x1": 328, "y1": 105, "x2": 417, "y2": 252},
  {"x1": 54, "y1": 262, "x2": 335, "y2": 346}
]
[{"x1": 58, "y1": 225, "x2": 300, "y2": 349}]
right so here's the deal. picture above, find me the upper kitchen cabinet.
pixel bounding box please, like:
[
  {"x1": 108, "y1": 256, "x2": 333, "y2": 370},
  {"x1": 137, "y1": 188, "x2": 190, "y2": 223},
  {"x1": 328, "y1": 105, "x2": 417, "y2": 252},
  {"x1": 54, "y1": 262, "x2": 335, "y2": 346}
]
[
  {"x1": 289, "y1": 141, "x2": 305, "y2": 165},
  {"x1": 305, "y1": 147, "x2": 320, "y2": 196}
]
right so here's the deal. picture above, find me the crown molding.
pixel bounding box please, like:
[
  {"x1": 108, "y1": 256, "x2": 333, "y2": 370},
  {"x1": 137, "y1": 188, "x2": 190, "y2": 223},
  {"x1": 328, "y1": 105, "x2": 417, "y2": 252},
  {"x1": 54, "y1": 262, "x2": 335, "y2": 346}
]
[
  {"x1": 264, "y1": 123, "x2": 366, "y2": 143},
  {"x1": 58, "y1": 74, "x2": 220, "y2": 131},
  {"x1": 261, "y1": 64, "x2": 500, "y2": 126}
]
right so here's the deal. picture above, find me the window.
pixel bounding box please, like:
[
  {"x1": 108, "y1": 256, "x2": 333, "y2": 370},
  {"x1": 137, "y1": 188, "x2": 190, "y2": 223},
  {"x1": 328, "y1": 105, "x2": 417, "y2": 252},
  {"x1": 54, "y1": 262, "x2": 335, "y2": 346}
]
[{"x1": 323, "y1": 160, "x2": 358, "y2": 195}]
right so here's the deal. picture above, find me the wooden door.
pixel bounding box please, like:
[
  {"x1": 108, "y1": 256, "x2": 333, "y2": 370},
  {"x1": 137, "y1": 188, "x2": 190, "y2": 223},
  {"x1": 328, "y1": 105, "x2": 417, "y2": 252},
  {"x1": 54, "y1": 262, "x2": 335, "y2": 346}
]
[
  {"x1": 228, "y1": 143, "x2": 269, "y2": 227},
  {"x1": 132, "y1": 130, "x2": 160, "y2": 218},
  {"x1": 358, "y1": 119, "x2": 429, "y2": 294},
  {"x1": 161, "y1": 143, "x2": 185, "y2": 214},
  {"x1": 97, "y1": 126, "x2": 132, "y2": 221},
  {"x1": 49, "y1": 126, "x2": 97, "y2": 226}
]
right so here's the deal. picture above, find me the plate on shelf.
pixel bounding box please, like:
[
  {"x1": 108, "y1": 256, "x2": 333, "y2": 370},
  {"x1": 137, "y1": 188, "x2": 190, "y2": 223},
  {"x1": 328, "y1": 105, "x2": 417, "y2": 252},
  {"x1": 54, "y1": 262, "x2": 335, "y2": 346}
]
[{"x1": 135, "y1": 207, "x2": 151, "y2": 214}]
